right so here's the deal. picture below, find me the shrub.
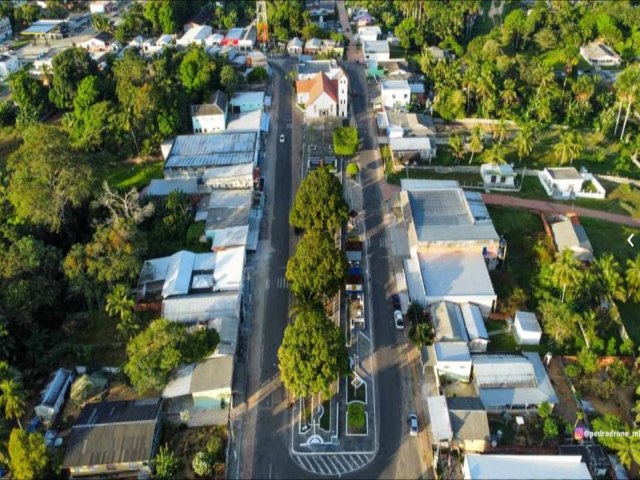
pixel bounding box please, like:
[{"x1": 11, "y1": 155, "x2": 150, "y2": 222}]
[
  {"x1": 192, "y1": 451, "x2": 213, "y2": 477},
  {"x1": 609, "y1": 359, "x2": 632, "y2": 387},
  {"x1": 247, "y1": 67, "x2": 268, "y2": 83},
  {"x1": 577, "y1": 348, "x2": 598, "y2": 375},
  {"x1": 538, "y1": 401, "x2": 552, "y2": 419},
  {"x1": 152, "y1": 444, "x2": 181, "y2": 480},
  {"x1": 543, "y1": 417, "x2": 559, "y2": 439},
  {"x1": 409, "y1": 322, "x2": 435, "y2": 347},
  {"x1": 206, "y1": 436, "x2": 225, "y2": 464},
  {"x1": 565, "y1": 363, "x2": 582, "y2": 378},
  {"x1": 346, "y1": 162, "x2": 360, "y2": 178},
  {"x1": 348, "y1": 403, "x2": 366, "y2": 432}
]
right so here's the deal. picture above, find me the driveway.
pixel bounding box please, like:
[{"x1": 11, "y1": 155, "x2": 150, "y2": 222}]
[{"x1": 482, "y1": 193, "x2": 640, "y2": 228}]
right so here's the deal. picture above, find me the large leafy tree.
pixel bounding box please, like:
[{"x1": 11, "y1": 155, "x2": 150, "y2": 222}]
[
  {"x1": 266, "y1": 0, "x2": 304, "y2": 42},
  {"x1": 179, "y1": 46, "x2": 217, "y2": 100},
  {"x1": 7, "y1": 125, "x2": 93, "y2": 232},
  {"x1": 8, "y1": 68, "x2": 49, "y2": 126},
  {"x1": 49, "y1": 47, "x2": 97, "y2": 109},
  {"x1": 286, "y1": 230, "x2": 348, "y2": 303},
  {"x1": 220, "y1": 64, "x2": 240, "y2": 97},
  {"x1": 278, "y1": 309, "x2": 349, "y2": 399},
  {"x1": 333, "y1": 127, "x2": 358, "y2": 157},
  {"x1": 8, "y1": 429, "x2": 49, "y2": 480},
  {"x1": 550, "y1": 249, "x2": 582, "y2": 302},
  {"x1": 538, "y1": 299, "x2": 577, "y2": 347},
  {"x1": 124, "y1": 318, "x2": 219, "y2": 394},
  {"x1": 289, "y1": 167, "x2": 348, "y2": 232}
]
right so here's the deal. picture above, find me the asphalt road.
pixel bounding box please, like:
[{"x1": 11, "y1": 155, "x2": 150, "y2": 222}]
[{"x1": 342, "y1": 62, "x2": 429, "y2": 479}]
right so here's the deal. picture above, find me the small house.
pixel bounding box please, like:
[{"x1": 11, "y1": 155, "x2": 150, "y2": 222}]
[
  {"x1": 63, "y1": 399, "x2": 162, "y2": 478},
  {"x1": 550, "y1": 216, "x2": 594, "y2": 262},
  {"x1": 480, "y1": 163, "x2": 516, "y2": 189},
  {"x1": 580, "y1": 42, "x2": 621, "y2": 67},
  {"x1": 513, "y1": 311, "x2": 542, "y2": 345},
  {"x1": 447, "y1": 396, "x2": 490, "y2": 453},
  {"x1": 246, "y1": 50, "x2": 267, "y2": 67},
  {"x1": 191, "y1": 90, "x2": 228, "y2": 133},
  {"x1": 177, "y1": 24, "x2": 213, "y2": 47},
  {"x1": 538, "y1": 167, "x2": 584, "y2": 198},
  {"x1": 427, "y1": 396, "x2": 453, "y2": 446},
  {"x1": 35, "y1": 368, "x2": 74, "y2": 424},
  {"x1": 380, "y1": 79, "x2": 411, "y2": 108},
  {"x1": 304, "y1": 37, "x2": 322, "y2": 55},
  {"x1": 80, "y1": 31, "x2": 120, "y2": 52},
  {"x1": 89, "y1": 1, "x2": 114, "y2": 14},
  {"x1": 357, "y1": 25, "x2": 381, "y2": 42},
  {"x1": 389, "y1": 136, "x2": 436, "y2": 163},
  {"x1": 163, "y1": 355, "x2": 233, "y2": 425},
  {"x1": 362, "y1": 40, "x2": 390, "y2": 62},
  {"x1": 287, "y1": 37, "x2": 304, "y2": 55}
]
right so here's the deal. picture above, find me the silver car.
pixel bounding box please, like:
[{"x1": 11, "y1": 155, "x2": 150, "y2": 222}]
[
  {"x1": 408, "y1": 413, "x2": 419, "y2": 436},
  {"x1": 394, "y1": 310, "x2": 404, "y2": 330}
]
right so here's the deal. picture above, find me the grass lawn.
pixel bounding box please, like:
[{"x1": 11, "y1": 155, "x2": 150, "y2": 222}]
[
  {"x1": 580, "y1": 217, "x2": 640, "y2": 343},
  {"x1": 347, "y1": 403, "x2": 366, "y2": 434},
  {"x1": 100, "y1": 160, "x2": 164, "y2": 190},
  {"x1": 488, "y1": 206, "x2": 546, "y2": 310}
]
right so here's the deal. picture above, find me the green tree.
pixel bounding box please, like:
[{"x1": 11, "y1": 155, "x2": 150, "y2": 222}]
[
  {"x1": 0, "y1": 378, "x2": 26, "y2": 429},
  {"x1": 484, "y1": 144, "x2": 506, "y2": 165},
  {"x1": 152, "y1": 444, "x2": 181, "y2": 480},
  {"x1": 514, "y1": 123, "x2": 534, "y2": 163},
  {"x1": 625, "y1": 254, "x2": 640, "y2": 302},
  {"x1": 448, "y1": 135, "x2": 465, "y2": 164},
  {"x1": 467, "y1": 126, "x2": 484, "y2": 164},
  {"x1": 105, "y1": 284, "x2": 137, "y2": 340},
  {"x1": 289, "y1": 167, "x2": 348, "y2": 232},
  {"x1": 538, "y1": 401, "x2": 552, "y2": 419},
  {"x1": 491, "y1": 119, "x2": 509, "y2": 145},
  {"x1": 395, "y1": 17, "x2": 415, "y2": 52},
  {"x1": 286, "y1": 230, "x2": 348, "y2": 303},
  {"x1": 593, "y1": 253, "x2": 626, "y2": 302},
  {"x1": 8, "y1": 430, "x2": 48, "y2": 480},
  {"x1": 550, "y1": 249, "x2": 582, "y2": 302},
  {"x1": 91, "y1": 14, "x2": 114, "y2": 35},
  {"x1": 538, "y1": 299, "x2": 577, "y2": 347},
  {"x1": 115, "y1": 2, "x2": 151, "y2": 42},
  {"x1": 408, "y1": 322, "x2": 435, "y2": 347},
  {"x1": 7, "y1": 125, "x2": 93, "y2": 233},
  {"x1": 220, "y1": 64, "x2": 240, "y2": 97},
  {"x1": 180, "y1": 46, "x2": 217, "y2": 99},
  {"x1": 247, "y1": 67, "x2": 269, "y2": 83},
  {"x1": 614, "y1": 65, "x2": 640, "y2": 140},
  {"x1": 577, "y1": 347, "x2": 598, "y2": 374},
  {"x1": 543, "y1": 417, "x2": 559, "y2": 439},
  {"x1": 72, "y1": 75, "x2": 102, "y2": 119},
  {"x1": 124, "y1": 319, "x2": 219, "y2": 394},
  {"x1": 611, "y1": 430, "x2": 640, "y2": 469},
  {"x1": 278, "y1": 309, "x2": 349, "y2": 399},
  {"x1": 591, "y1": 414, "x2": 626, "y2": 450},
  {"x1": 49, "y1": 47, "x2": 97, "y2": 109},
  {"x1": 333, "y1": 127, "x2": 358, "y2": 156},
  {"x1": 500, "y1": 78, "x2": 518, "y2": 109},
  {"x1": 346, "y1": 163, "x2": 360, "y2": 179},
  {"x1": 8, "y1": 68, "x2": 49, "y2": 125}
]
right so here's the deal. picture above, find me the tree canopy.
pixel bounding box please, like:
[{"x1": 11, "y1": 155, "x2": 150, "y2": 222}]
[
  {"x1": 289, "y1": 167, "x2": 348, "y2": 232},
  {"x1": 8, "y1": 429, "x2": 49, "y2": 480},
  {"x1": 124, "y1": 319, "x2": 219, "y2": 394},
  {"x1": 278, "y1": 309, "x2": 349, "y2": 398},
  {"x1": 286, "y1": 230, "x2": 348, "y2": 303},
  {"x1": 7, "y1": 125, "x2": 93, "y2": 232},
  {"x1": 49, "y1": 47, "x2": 98, "y2": 110}
]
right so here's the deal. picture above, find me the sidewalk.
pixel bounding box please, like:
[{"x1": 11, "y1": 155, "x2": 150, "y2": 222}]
[{"x1": 482, "y1": 193, "x2": 640, "y2": 227}]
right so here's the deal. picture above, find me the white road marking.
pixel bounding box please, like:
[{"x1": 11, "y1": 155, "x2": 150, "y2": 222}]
[{"x1": 266, "y1": 278, "x2": 270, "y2": 290}]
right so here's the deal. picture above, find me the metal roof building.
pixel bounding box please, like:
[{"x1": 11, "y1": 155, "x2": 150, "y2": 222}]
[
  {"x1": 35, "y1": 368, "x2": 73, "y2": 423},
  {"x1": 163, "y1": 131, "x2": 260, "y2": 178},
  {"x1": 163, "y1": 355, "x2": 234, "y2": 398},
  {"x1": 472, "y1": 352, "x2": 558, "y2": 411},
  {"x1": 145, "y1": 178, "x2": 200, "y2": 197},
  {"x1": 463, "y1": 454, "x2": 591, "y2": 480}
]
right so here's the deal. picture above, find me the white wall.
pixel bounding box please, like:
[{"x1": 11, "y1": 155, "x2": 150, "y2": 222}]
[
  {"x1": 0, "y1": 56, "x2": 19, "y2": 80},
  {"x1": 513, "y1": 325, "x2": 541, "y2": 345},
  {"x1": 338, "y1": 75, "x2": 348, "y2": 117},
  {"x1": 426, "y1": 295, "x2": 495, "y2": 318},
  {"x1": 380, "y1": 86, "x2": 411, "y2": 108},
  {"x1": 306, "y1": 91, "x2": 337, "y2": 118},
  {"x1": 192, "y1": 113, "x2": 226, "y2": 133},
  {"x1": 436, "y1": 359, "x2": 472, "y2": 381},
  {"x1": 203, "y1": 175, "x2": 253, "y2": 190}
]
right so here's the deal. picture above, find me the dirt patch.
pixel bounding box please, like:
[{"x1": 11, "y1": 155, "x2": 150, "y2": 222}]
[
  {"x1": 583, "y1": 384, "x2": 635, "y2": 425},
  {"x1": 547, "y1": 358, "x2": 578, "y2": 424}
]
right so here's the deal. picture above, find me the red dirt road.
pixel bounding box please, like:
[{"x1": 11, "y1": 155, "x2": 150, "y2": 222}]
[{"x1": 482, "y1": 193, "x2": 640, "y2": 228}]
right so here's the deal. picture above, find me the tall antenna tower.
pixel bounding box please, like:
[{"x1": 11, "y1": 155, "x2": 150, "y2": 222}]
[{"x1": 256, "y1": 0, "x2": 268, "y2": 47}]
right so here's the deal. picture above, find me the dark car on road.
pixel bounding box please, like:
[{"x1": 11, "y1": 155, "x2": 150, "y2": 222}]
[{"x1": 391, "y1": 294, "x2": 401, "y2": 311}]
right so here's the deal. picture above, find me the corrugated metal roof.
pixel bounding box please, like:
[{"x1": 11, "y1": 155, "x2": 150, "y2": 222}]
[
  {"x1": 431, "y1": 301, "x2": 469, "y2": 342},
  {"x1": 473, "y1": 354, "x2": 536, "y2": 388},
  {"x1": 427, "y1": 396, "x2": 453, "y2": 441},
  {"x1": 165, "y1": 132, "x2": 258, "y2": 169},
  {"x1": 162, "y1": 292, "x2": 240, "y2": 324},
  {"x1": 435, "y1": 342, "x2": 471, "y2": 361},
  {"x1": 418, "y1": 250, "x2": 496, "y2": 297},
  {"x1": 163, "y1": 355, "x2": 233, "y2": 398},
  {"x1": 163, "y1": 251, "x2": 197, "y2": 298},
  {"x1": 460, "y1": 303, "x2": 489, "y2": 340},
  {"x1": 146, "y1": 178, "x2": 199, "y2": 196},
  {"x1": 202, "y1": 163, "x2": 253, "y2": 180},
  {"x1": 213, "y1": 246, "x2": 245, "y2": 291},
  {"x1": 210, "y1": 225, "x2": 249, "y2": 248},
  {"x1": 464, "y1": 454, "x2": 591, "y2": 480}
]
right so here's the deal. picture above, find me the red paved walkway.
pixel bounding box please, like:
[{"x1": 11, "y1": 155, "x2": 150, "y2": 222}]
[{"x1": 482, "y1": 193, "x2": 640, "y2": 228}]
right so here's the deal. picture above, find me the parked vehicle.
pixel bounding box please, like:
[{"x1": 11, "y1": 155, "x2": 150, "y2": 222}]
[
  {"x1": 280, "y1": 134, "x2": 285, "y2": 143},
  {"x1": 407, "y1": 413, "x2": 419, "y2": 436},
  {"x1": 394, "y1": 310, "x2": 404, "y2": 330},
  {"x1": 391, "y1": 294, "x2": 401, "y2": 311}
]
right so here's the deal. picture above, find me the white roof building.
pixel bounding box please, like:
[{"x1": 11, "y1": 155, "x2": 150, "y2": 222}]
[
  {"x1": 163, "y1": 131, "x2": 260, "y2": 178},
  {"x1": 463, "y1": 454, "x2": 591, "y2": 480},
  {"x1": 357, "y1": 25, "x2": 381, "y2": 42},
  {"x1": 389, "y1": 136, "x2": 435, "y2": 161},
  {"x1": 513, "y1": 311, "x2": 542, "y2": 345},
  {"x1": 0, "y1": 54, "x2": 19, "y2": 80},
  {"x1": 472, "y1": 352, "x2": 558, "y2": 411},
  {"x1": 380, "y1": 79, "x2": 411, "y2": 108},
  {"x1": 400, "y1": 180, "x2": 500, "y2": 316},
  {"x1": 178, "y1": 25, "x2": 213, "y2": 46},
  {"x1": 287, "y1": 37, "x2": 304, "y2": 54},
  {"x1": 362, "y1": 40, "x2": 390, "y2": 61},
  {"x1": 426, "y1": 396, "x2": 453, "y2": 443},
  {"x1": 201, "y1": 163, "x2": 254, "y2": 190},
  {"x1": 580, "y1": 42, "x2": 621, "y2": 66},
  {"x1": 551, "y1": 217, "x2": 594, "y2": 262}
]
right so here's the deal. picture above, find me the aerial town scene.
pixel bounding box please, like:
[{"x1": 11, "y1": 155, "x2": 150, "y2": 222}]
[{"x1": 1, "y1": 0, "x2": 640, "y2": 479}]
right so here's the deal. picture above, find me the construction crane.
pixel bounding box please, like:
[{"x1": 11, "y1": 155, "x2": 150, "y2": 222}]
[{"x1": 256, "y1": 0, "x2": 268, "y2": 47}]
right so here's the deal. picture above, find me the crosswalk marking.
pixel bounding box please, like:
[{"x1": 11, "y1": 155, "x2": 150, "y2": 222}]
[
  {"x1": 277, "y1": 277, "x2": 289, "y2": 289},
  {"x1": 291, "y1": 452, "x2": 375, "y2": 476},
  {"x1": 379, "y1": 237, "x2": 390, "y2": 248}
]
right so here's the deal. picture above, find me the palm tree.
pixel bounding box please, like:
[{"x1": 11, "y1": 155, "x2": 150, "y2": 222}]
[
  {"x1": 612, "y1": 430, "x2": 640, "y2": 469},
  {"x1": 448, "y1": 135, "x2": 465, "y2": 164},
  {"x1": 491, "y1": 119, "x2": 509, "y2": 145},
  {"x1": 462, "y1": 66, "x2": 477, "y2": 113},
  {"x1": 419, "y1": 47, "x2": 435, "y2": 77},
  {"x1": 626, "y1": 254, "x2": 640, "y2": 302},
  {"x1": 532, "y1": 62, "x2": 554, "y2": 100},
  {"x1": 105, "y1": 284, "x2": 135, "y2": 322},
  {"x1": 500, "y1": 78, "x2": 518, "y2": 108},
  {"x1": 514, "y1": 123, "x2": 534, "y2": 163},
  {"x1": 475, "y1": 72, "x2": 496, "y2": 117},
  {"x1": 551, "y1": 249, "x2": 581, "y2": 302},
  {"x1": 484, "y1": 144, "x2": 506, "y2": 165},
  {"x1": 566, "y1": 131, "x2": 584, "y2": 165},
  {"x1": 553, "y1": 131, "x2": 576, "y2": 166},
  {"x1": 0, "y1": 378, "x2": 26, "y2": 430},
  {"x1": 593, "y1": 253, "x2": 626, "y2": 303},
  {"x1": 468, "y1": 127, "x2": 484, "y2": 164},
  {"x1": 614, "y1": 65, "x2": 640, "y2": 140},
  {"x1": 40, "y1": 63, "x2": 53, "y2": 89}
]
